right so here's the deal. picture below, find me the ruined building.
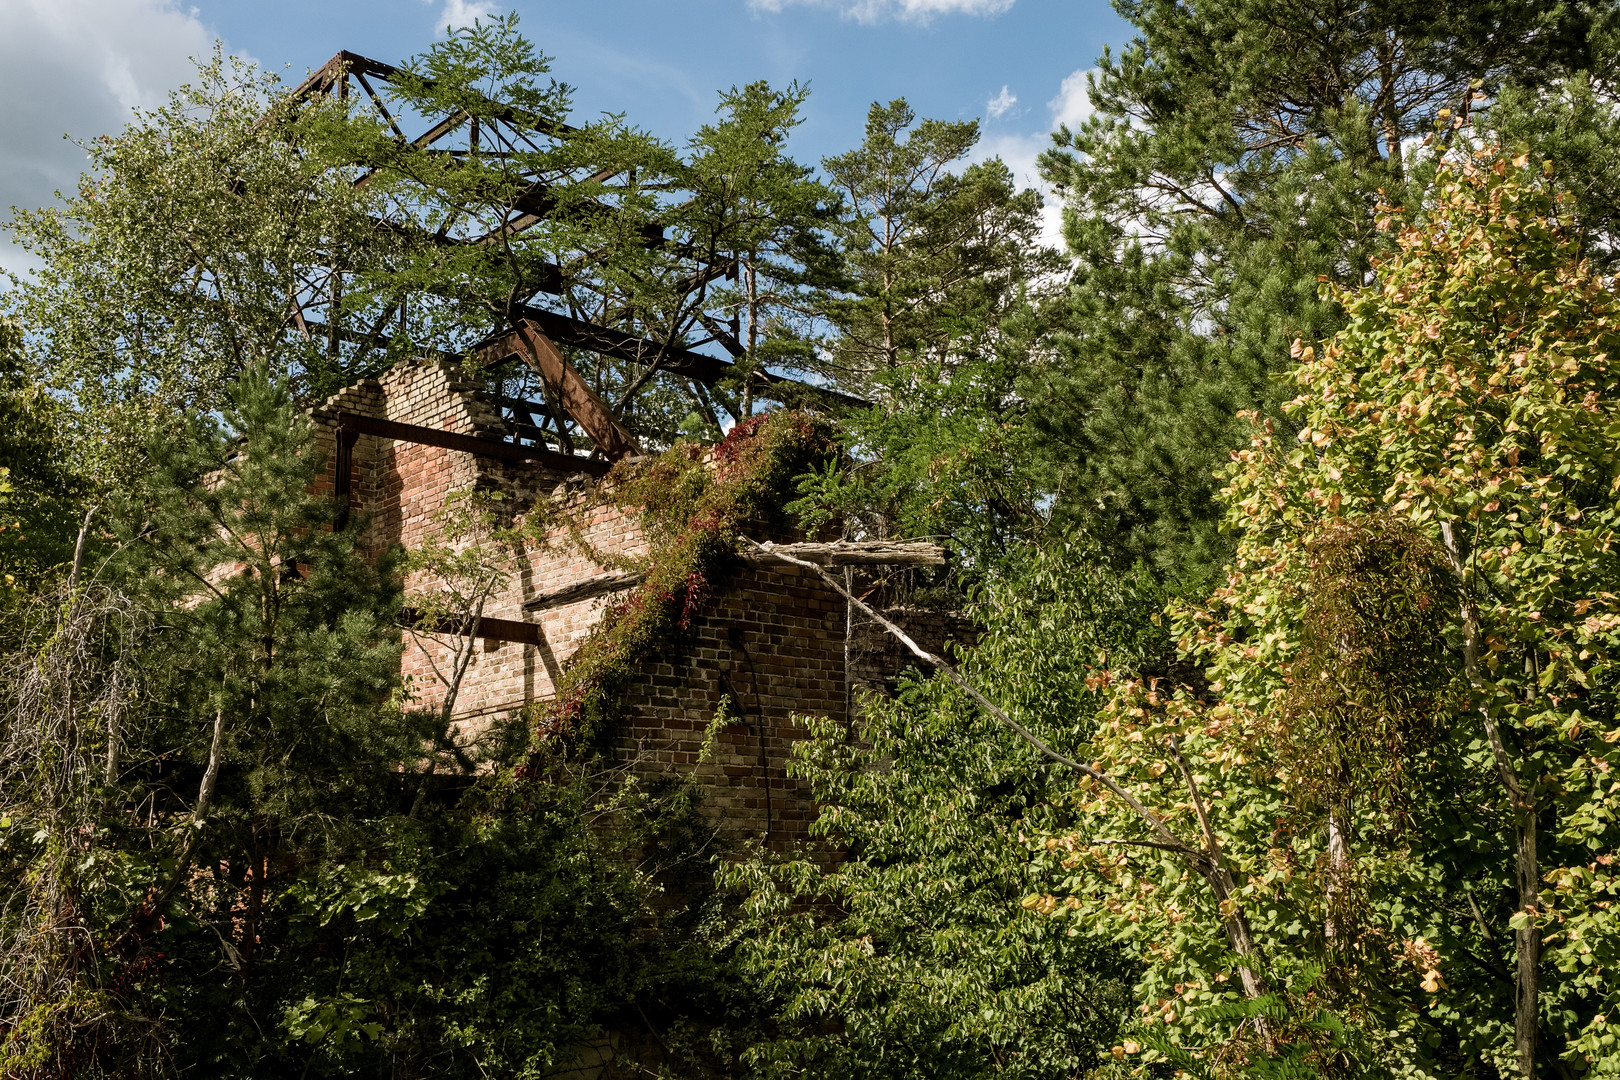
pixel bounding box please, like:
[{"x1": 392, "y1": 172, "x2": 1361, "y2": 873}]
[
  {"x1": 262, "y1": 52, "x2": 964, "y2": 849},
  {"x1": 308, "y1": 355, "x2": 960, "y2": 850}
]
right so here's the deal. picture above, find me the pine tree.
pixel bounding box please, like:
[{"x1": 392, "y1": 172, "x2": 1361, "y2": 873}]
[
  {"x1": 680, "y1": 80, "x2": 839, "y2": 427},
  {"x1": 810, "y1": 103, "x2": 1062, "y2": 562},
  {"x1": 1030, "y1": 0, "x2": 1607, "y2": 586}
]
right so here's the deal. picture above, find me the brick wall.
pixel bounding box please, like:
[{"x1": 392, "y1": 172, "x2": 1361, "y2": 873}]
[{"x1": 310, "y1": 360, "x2": 850, "y2": 846}]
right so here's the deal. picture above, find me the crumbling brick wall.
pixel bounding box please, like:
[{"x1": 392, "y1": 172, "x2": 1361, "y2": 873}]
[{"x1": 310, "y1": 359, "x2": 849, "y2": 847}]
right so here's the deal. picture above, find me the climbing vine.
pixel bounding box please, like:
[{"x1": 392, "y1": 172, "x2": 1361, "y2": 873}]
[{"x1": 525, "y1": 410, "x2": 838, "y2": 751}]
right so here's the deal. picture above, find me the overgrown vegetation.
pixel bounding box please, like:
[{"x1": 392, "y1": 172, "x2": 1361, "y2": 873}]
[
  {"x1": 535, "y1": 409, "x2": 838, "y2": 746},
  {"x1": 7, "y1": 3, "x2": 1620, "y2": 1078}
]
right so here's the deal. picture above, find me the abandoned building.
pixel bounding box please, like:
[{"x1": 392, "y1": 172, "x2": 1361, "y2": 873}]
[
  {"x1": 308, "y1": 353, "x2": 962, "y2": 851},
  {"x1": 259, "y1": 50, "x2": 968, "y2": 851}
]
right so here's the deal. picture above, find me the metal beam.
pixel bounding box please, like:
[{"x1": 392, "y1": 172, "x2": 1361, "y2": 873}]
[
  {"x1": 332, "y1": 411, "x2": 611, "y2": 476},
  {"x1": 402, "y1": 607, "x2": 546, "y2": 646},
  {"x1": 508, "y1": 322, "x2": 641, "y2": 460},
  {"x1": 477, "y1": 310, "x2": 871, "y2": 410}
]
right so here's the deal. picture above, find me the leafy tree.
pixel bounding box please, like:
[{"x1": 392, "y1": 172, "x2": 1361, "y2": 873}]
[
  {"x1": 803, "y1": 104, "x2": 1061, "y2": 564},
  {"x1": 1030, "y1": 0, "x2": 1609, "y2": 584},
  {"x1": 2, "y1": 52, "x2": 408, "y2": 485},
  {"x1": 1023, "y1": 155, "x2": 1620, "y2": 1078},
  {"x1": 728, "y1": 544, "x2": 1167, "y2": 1079},
  {"x1": 0, "y1": 369, "x2": 762, "y2": 1078},
  {"x1": 0, "y1": 316, "x2": 88, "y2": 588},
  {"x1": 0, "y1": 368, "x2": 411, "y2": 1074}
]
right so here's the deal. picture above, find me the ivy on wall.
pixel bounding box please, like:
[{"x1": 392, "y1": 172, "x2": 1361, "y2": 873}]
[{"x1": 521, "y1": 410, "x2": 838, "y2": 754}]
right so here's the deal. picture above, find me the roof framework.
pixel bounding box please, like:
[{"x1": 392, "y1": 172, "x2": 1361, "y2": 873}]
[{"x1": 279, "y1": 50, "x2": 857, "y2": 463}]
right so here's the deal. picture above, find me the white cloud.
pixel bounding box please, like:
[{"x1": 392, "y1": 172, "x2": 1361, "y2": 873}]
[
  {"x1": 750, "y1": 0, "x2": 1015, "y2": 25},
  {"x1": 968, "y1": 67, "x2": 1099, "y2": 252},
  {"x1": 1049, "y1": 67, "x2": 1095, "y2": 131},
  {"x1": 0, "y1": 0, "x2": 215, "y2": 283},
  {"x1": 427, "y1": 0, "x2": 499, "y2": 35},
  {"x1": 986, "y1": 85, "x2": 1017, "y2": 120}
]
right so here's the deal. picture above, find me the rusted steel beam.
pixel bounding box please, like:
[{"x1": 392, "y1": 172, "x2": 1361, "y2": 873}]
[
  {"x1": 505, "y1": 307, "x2": 727, "y2": 380},
  {"x1": 332, "y1": 411, "x2": 611, "y2": 476},
  {"x1": 402, "y1": 607, "x2": 546, "y2": 646},
  {"x1": 477, "y1": 310, "x2": 870, "y2": 410},
  {"x1": 289, "y1": 51, "x2": 575, "y2": 138},
  {"x1": 503, "y1": 322, "x2": 641, "y2": 461}
]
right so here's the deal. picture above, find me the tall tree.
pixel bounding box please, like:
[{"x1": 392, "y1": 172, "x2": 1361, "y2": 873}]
[
  {"x1": 680, "y1": 80, "x2": 838, "y2": 427},
  {"x1": 729, "y1": 543, "x2": 1166, "y2": 1079},
  {"x1": 1025, "y1": 155, "x2": 1620, "y2": 1078},
  {"x1": 1030, "y1": 0, "x2": 1607, "y2": 584},
  {"x1": 807, "y1": 103, "x2": 1061, "y2": 562},
  {"x1": 2, "y1": 51, "x2": 408, "y2": 485}
]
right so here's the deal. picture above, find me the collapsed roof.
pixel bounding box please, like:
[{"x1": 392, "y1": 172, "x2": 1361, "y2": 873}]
[{"x1": 277, "y1": 49, "x2": 862, "y2": 467}]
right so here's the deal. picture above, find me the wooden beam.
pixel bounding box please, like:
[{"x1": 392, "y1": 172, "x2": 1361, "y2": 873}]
[
  {"x1": 511, "y1": 321, "x2": 641, "y2": 461},
  {"x1": 738, "y1": 541, "x2": 947, "y2": 567},
  {"x1": 522, "y1": 571, "x2": 645, "y2": 611},
  {"x1": 332, "y1": 411, "x2": 611, "y2": 476}
]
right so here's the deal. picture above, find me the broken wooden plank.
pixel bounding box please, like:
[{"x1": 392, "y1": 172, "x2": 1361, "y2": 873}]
[
  {"x1": 522, "y1": 571, "x2": 646, "y2": 611},
  {"x1": 738, "y1": 541, "x2": 947, "y2": 567}
]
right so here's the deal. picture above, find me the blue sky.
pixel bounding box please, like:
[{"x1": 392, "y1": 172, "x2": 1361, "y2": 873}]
[{"x1": 0, "y1": 0, "x2": 1132, "y2": 277}]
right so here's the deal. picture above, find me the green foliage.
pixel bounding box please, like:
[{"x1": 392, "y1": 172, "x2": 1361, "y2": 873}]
[
  {"x1": 682, "y1": 81, "x2": 839, "y2": 422},
  {"x1": 1022, "y1": 154, "x2": 1620, "y2": 1078},
  {"x1": 1277, "y1": 516, "x2": 1459, "y2": 815},
  {"x1": 814, "y1": 104, "x2": 1060, "y2": 564},
  {"x1": 267, "y1": 760, "x2": 748, "y2": 1079},
  {"x1": 727, "y1": 543, "x2": 1169, "y2": 1079},
  {"x1": 1028, "y1": 0, "x2": 1609, "y2": 583},
  {"x1": 0, "y1": 316, "x2": 89, "y2": 589},
  {"x1": 3, "y1": 50, "x2": 408, "y2": 484}
]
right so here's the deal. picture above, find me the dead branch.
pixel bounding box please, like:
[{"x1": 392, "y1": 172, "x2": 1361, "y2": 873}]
[
  {"x1": 740, "y1": 540, "x2": 946, "y2": 567},
  {"x1": 155, "y1": 708, "x2": 226, "y2": 908}
]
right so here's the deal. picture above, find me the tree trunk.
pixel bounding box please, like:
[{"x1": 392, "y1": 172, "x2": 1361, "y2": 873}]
[
  {"x1": 1513, "y1": 806, "x2": 1540, "y2": 1078},
  {"x1": 1324, "y1": 807, "x2": 1351, "y2": 946},
  {"x1": 1440, "y1": 523, "x2": 1537, "y2": 1078}
]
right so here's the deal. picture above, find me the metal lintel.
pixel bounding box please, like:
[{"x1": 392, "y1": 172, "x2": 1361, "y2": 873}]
[
  {"x1": 402, "y1": 607, "x2": 546, "y2": 646},
  {"x1": 333, "y1": 411, "x2": 611, "y2": 476}
]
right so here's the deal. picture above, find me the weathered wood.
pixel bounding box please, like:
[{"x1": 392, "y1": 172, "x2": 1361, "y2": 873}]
[
  {"x1": 332, "y1": 411, "x2": 611, "y2": 477},
  {"x1": 522, "y1": 572, "x2": 646, "y2": 611},
  {"x1": 738, "y1": 541, "x2": 947, "y2": 567}
]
